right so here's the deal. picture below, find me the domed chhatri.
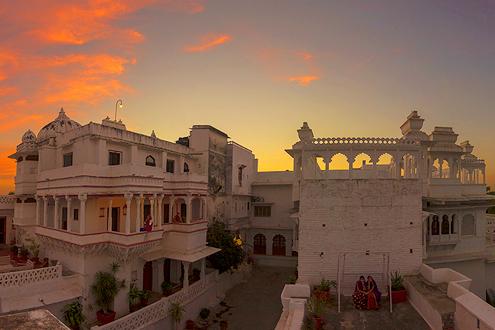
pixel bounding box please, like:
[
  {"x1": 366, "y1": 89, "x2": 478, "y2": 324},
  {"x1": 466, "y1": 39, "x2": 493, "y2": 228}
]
[
  {"x1": 21, "y1": 129, "x2": 37, "y2": 143},
  {"x1": 37, "y1": 108, "x2": 81, "y2": 141}
]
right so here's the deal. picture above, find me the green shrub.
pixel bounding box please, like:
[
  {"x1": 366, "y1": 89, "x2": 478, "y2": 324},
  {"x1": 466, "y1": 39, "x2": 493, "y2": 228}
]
[
  {"x1": 63, "y1": 300, "x2": 85, "y2": 330},
  {"x1": 91, "y1": 263, "x2": 126, "y2": 313}
]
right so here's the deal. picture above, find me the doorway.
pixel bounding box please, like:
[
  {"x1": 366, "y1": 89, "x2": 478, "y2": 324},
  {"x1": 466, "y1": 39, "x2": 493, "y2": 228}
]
[
  {"x1": 144, "y1": 204, "x2": 151, "y2": 220},
  {"x1": 111, "y1": 207, "x2": 120, "y2": 232},
  {"x1": 61, "y1": 207, "x2": 68, "y2": 230},
  {"x1": 143, "y1": 261, "x2": 153, "y2": 291},
  {"x1": 0, "y1": 217, "x2": 6, "y2": 244},
  {"x1": 163, "y1": 259, "x2": 171, "y2": 283}
]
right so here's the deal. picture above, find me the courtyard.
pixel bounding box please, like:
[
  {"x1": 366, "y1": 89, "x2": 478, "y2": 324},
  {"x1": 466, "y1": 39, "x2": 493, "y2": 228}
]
[{"x1": 207, "y1": 266, "x2": 295, "y2": 330}]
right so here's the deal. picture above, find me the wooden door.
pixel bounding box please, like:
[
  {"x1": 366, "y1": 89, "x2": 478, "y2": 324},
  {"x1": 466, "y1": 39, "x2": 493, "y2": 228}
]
[
  {"x1": 61, "y1": 207, "x2": 68, "y2": 230},
  {"x1": 143, "y1": 261, "x2": 153, "y2": 291},
  {"x1": 111, "y1": 207, "x2": 119, "y2": 232}
]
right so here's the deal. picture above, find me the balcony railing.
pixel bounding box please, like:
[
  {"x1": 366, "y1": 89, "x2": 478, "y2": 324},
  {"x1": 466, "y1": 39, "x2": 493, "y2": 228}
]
[
  {"x1": 35, "y1": 226, "x2": 163, "y2": 247},
  {"x1": 0, "y1": 263, "x2": 62, "y2": 288},
  {"x1": 92, "y1": 271, "x2": 217, "y2": 330},
  {"x1": 428, "y1": 233, "x2": 460, "y2": 245}
]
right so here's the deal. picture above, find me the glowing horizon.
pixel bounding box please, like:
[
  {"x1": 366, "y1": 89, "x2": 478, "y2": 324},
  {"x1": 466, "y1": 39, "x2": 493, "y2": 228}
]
[{"x1": 1, "y1": 1, "x2": 495, "y2": 193}]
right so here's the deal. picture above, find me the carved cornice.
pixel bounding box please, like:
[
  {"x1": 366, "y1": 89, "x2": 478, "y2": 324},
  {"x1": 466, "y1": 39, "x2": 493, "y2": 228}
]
[{"x1": 37, "y1": 235, "x2": 160, "y2": 263}]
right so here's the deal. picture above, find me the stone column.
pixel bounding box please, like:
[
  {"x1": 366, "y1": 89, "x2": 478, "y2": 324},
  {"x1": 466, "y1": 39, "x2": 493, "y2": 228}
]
[
  {"x1": 182, "y1": 261, "x2": 190, "y2": 288},
  {"x1": 439, "y1": 158, "x2": 444, "y2": 178},
  {"x1": 54, "y1": 196, "x2": 60, "y2": 229},
  {"x1": 186, "y1": 194, "x2": 192, "y2": 224},
  {"x1": 108, "y1": 198, "x2": 113, "y2": 231},
  {"x1": 483, "y1": 168, "x2": 486, "y2": 185},
  {"x1": 157, "y1": 259, "x2": 165, "y2": 290},
  {"x1": 168, "y1": 197, "x2": 174, "y2": 223},
  {"x1": 79, "y1": 194, "x2": 87, "y2": 234},
  {"x1": 135, "y1": 194, "x2": 142, "y2": 232},
  {"x1": 43, "y1": 196, "x2": 48, "y2": 227},
  {"x1": 35, "y1": 196, "x2": 41, "y2": 225},
  {"x1": 150, "y1": 195, "x2": 155, "y2": 228},
  {"x1": 157, "y1": 194, "x2": 164, "y2": 228},
  {"x1": 125, "y1": 193, "x2": 132, "y2": 234},
  {"x1": 324, "y1": 156, "x2": 330, "y2": 171},
  {"x1": 66, "y1": 195, "x2": 72, "y2": 232}
]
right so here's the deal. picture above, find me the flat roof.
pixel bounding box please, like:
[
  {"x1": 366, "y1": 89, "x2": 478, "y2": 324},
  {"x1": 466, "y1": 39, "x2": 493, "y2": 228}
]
[{"x1": 0, "y1": 309, "x2": 69, "y2": 329}]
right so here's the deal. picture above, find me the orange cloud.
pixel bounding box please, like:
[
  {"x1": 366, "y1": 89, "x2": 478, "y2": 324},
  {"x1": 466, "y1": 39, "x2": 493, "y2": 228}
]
[
  {"x1": 297, "y1": 51, "x2": 314, "y2": 61},
  {"x1": 184, "y1": 34, "x2": 233, "y2": 53},
  {"x1": 0, "y1": 0, "x2": 205, "y2": 193},
  {"x1": 288, "y1": 75, "x2": 320, "y2": 86}
]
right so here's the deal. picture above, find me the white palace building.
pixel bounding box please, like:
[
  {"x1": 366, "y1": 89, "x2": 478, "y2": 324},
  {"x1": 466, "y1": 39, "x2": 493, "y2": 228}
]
[{"x1": 1, "y1": 108, "x2": 495, "y2": 329}]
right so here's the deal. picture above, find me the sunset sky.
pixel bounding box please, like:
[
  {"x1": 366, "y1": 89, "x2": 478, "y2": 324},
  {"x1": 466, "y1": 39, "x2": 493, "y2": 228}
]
[{"x1": 1, "y1": 0, "x2": 494, "y2": 193}]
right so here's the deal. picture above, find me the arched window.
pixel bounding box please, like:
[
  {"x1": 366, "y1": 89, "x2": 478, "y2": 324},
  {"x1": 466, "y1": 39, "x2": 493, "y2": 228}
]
[
  {"x1": 253, "y1": 234, "x2": 266, "y2": 255},
  {"x1": 272, "y1": 235, "x2": 286, "y2": 256},
  {"x1": 184, "y1": 162, "x2": 189, "y2": 173},
  {"x1": 451, "y1": 215, "x2": 457, "y2": 234},
  {"x1": 462, "y1": 214, "x2": 476, "y2": 236},
  {"x1": 145, "y1": 155, "x2": 156, "y2": 167},
  {"x1": 431, "y1": 216, "x2": 439, "y2": 235},
  {"x1": 441, "y1": 215, "x2": 450, "y2": 235}
]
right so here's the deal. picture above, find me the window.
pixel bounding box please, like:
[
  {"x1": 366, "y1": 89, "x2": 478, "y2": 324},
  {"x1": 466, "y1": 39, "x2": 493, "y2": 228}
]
[
  {"x1": 166, "y1": 159, "x2": 175, "y2": 173},
  {"x1": 184, "y1": 162, "x2": 189, "y2": 173},
  {"x1": 253, "y1": 234, "x2": 266, "y2": 255},
  {"x1": 145, "y1": 155, "x2": 156, "y2": 167},
  {"x1": 109, "y1": 151, "x2": 121, "y2": 166},
  {"x1": 73, "y1": 209, "x2": 79, "y2": 221},
  {"x1": 63, "y1": 152, "x2": 73, "y2": 167},
  {"x1": 462, "y1": 214, "x2": 476, "y2": 236},
  {"x1": 441, "y1": 215, "x2": 450, "y2": 235},
  {"x1": 254, "y1": 205, "x2": 271, "y2": 217},
  {"x1": 238, "y1": 166, "x2": 245, "y2": 186},
  {"x1": 431, "y1": 215, "x2": 439, "y2": 235},
  {"x1": 272, "y1": 235, "x2": 286, "y2": 256}
]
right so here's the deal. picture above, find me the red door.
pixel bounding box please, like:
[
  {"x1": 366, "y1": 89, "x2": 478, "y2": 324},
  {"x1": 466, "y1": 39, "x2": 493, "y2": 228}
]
[
  {"x1": 272, "y1": 235, "x2": 286, "y2": 256},
  {"x1": 143, "y1": 261, "x2": 153, "y2": 291}
]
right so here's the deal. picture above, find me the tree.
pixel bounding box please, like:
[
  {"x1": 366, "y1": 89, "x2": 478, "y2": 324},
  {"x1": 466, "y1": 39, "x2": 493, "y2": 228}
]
[{"x1": 207, "y1": 221, "x2": 245, "y2": 273}]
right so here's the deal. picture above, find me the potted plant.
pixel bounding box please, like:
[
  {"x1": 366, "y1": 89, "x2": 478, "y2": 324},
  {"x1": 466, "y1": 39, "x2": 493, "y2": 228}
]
[
  {"x1": 9, "y1": 245, "x2": 17, "y2": 261},
  {"x1": 63, "y1": 300, "x2": 85, "y2": 330},
  {"x1": 391, "y1": 270, "x2": 407, "y2": 303},
  {"x1": 26, "y1": 238, "x2": 40, "y2": 264},
  {"x1": 287, "y1": 274, "x2": 297, "y2": 284},
  {"x1": 139, "y1": 289, "x2": 151, "y2": 307},
  {"x1": 161, "y1": 281, "x2": 174, "y2": 296},
  {"x1": 199, "y1": 307, "x2": 210, "y2": 320},
  {"x1": 313, "y1": 279, "x2": 336, "y2": 303},
  {"x1": 18, "y1": 246, "x2": 29, "y2": 263},
  {"x1": 307, "y1": 296, "x2": 325, "y2": 330},
  {"x1": 91, "y1": 263, "x2": 126, "y2": 325},
  {"x1": 168, "y1": 302, "x2": 185, "y2": 330},
  {"x1": 128, "y1": 283, "x2": 141, "y2": 312},
  {"x1": 185, "y1": 319, "x2": 195, "y2": 330}
]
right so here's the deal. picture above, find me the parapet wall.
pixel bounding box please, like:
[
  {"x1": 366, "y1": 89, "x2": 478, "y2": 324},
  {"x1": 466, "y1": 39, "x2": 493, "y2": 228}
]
[{"x1": 298, "y1": 178, "x2": 423, "y2": 285}]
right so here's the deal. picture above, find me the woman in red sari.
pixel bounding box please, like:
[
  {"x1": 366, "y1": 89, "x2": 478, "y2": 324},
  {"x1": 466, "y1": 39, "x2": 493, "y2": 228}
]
[
  {"x1": 366, "y1": 276, "x2": 379, "y2": 310},
  {"x1": 352, "y1": 276, "x2": 367, "y2": 310}
]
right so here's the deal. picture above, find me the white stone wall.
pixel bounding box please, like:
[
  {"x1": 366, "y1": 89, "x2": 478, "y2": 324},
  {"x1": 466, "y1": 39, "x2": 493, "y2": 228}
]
[{"x1": 298, "y1": 178, "x2": 423, "y2": 285}]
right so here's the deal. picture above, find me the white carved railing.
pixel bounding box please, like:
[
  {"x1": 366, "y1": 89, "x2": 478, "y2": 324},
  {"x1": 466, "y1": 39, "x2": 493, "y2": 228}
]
[
  {"x1": 312, "y1": 137, "x2": 418, "y2": 145},
  {"x1": 0, "y1": 264, "x2": 62, "y2": 288},
  {"x1": 92, "y1": 271, "x2": 218, "y2": 330}
]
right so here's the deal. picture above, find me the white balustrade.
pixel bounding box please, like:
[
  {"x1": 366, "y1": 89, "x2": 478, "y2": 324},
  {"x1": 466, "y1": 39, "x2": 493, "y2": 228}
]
[
  {"x1": 312, "y1": 137, "x2": 418, "y2": 146},
  {"x1": 0, "y1": 264, "x2": 62, "y2": 288},
  {"x1": 92, "y1": 271, "x2": 218, "y2": 330}
]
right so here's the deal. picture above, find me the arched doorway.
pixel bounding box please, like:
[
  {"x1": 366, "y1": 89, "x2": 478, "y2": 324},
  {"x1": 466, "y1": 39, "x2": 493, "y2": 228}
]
[
  {"x1": 272, "y1": 235, "x2": 286, "y2": 256},
  {"x1": 253, "y1": 234, "x2": 266, "y2": 255}
]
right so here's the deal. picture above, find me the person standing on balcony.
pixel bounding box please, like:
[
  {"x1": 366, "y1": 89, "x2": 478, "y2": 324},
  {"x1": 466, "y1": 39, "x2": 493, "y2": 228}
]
[{"x1": 144, "y1": 214, "x2": 153, "y2": 232}]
